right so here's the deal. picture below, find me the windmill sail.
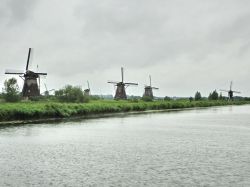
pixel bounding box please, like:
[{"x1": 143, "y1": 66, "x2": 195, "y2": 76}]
[
  {"x1": 5, "y1": 69, "x2": 24, "y2": 74},
  {"x1": 107, "y1": 81, "x2": 119, "y2": 84},
  {"x1": 121, "y1": 67, "x2": 124, "y2": 83},
  {"x1": 87, "y1": 81, "x2": 90, "y2": 90},
  {"x1": 125, "y1": 82, "x2": 138, "y2": 85},
  {"x1": 36, "y1": 73, "x2": 47, "y2": 75},
  {"x1": 26, "y1": 48, "x2": 32, "y2": 71},
  {"x1": 151, "y1": 87, "x2": 159, "y2": 90},
  {"x1": 149, "y1": 75, "x2": 152, "y2": 87},
  {"x1": 233, "y1": 91, "x2": 241, "y2": 93}
]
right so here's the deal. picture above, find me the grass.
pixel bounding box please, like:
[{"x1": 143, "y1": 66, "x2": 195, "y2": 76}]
[{"x1": 0, "y1": 99, "x2": 249, "y2": 122}]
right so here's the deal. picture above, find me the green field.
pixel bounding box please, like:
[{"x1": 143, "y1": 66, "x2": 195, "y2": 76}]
[{"x1": 0, "y1": 100, "x2": 249, "y2": 123}]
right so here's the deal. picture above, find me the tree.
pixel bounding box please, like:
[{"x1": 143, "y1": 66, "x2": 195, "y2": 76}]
[
  {"x1": 55, "y1": 85, "x2": 87, "y2": 103},
  {"x1": 208, "y1": 90, "x2": 219, "y2": 100},
  {"x1": 2, "y1": 78, "x2": 21, "y2": 102},
  {"x1": 195, "y1": 91, "x2": 202, "y2": 101},
  {"x1": 219, "y1": 92, "x2": 224, "y2": 100},
  {"x1": 164, "y1": 96, "x2": 171, "y2": 101}
]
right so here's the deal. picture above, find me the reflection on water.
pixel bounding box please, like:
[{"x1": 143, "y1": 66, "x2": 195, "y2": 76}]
[{"x1": 0, "y1": 105, "x2": 250, "y2": 186}]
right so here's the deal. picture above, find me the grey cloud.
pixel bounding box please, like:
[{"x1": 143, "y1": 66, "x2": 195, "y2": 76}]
[
  {"x1": 0, "y1": 0, "x2": 39, "y2": 25},
  {"x1": 0, "y1": 0, "x2": 249, "y2": 97}
]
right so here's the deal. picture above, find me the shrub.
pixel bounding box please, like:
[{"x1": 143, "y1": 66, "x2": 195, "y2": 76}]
[
  {"x1": 189, "y1": 97, "x2": 194, "y2": 102},
  {"x1": 55, "y1": 85, "x2": 87, "y2": 103},
  {"x1": 89, "y1": 95, "x2": 101, "y2": 100},
  {"x1": 128, "y1": 98, "x2": 139, "y2": 103},
  {"x1": 142, "y1": 96, "x2": 153, "y2": 102}
]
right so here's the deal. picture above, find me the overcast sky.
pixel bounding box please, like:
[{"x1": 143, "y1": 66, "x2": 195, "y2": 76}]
[{"x1": 0, "y1": 0, "x2": 249, "y2": 97}]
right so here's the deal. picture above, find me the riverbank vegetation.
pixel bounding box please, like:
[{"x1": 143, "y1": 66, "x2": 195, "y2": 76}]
[
  {"x1": 0, "y1": 100, "x2": 249, "y2": 122},
  {"x1": 0, "y1": 78, "x2": 250, "y2": 123}
]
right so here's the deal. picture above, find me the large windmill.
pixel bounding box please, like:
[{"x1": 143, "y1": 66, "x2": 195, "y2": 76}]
[
  {"x1": 143, "y1": 75, "x2": 159, "y2": 99},
  {"x1": 5, "y1": 48, "x2": 47, "y2": 98},
  {"x1": 84, "y1": 81, "x2": 91, "y2": 96},
  {"x1": 108, "y1": 67, "x2": 138, "y2": 99},
  {"x1": 220, "y1": 81, "x2": 241, "y2": 100}
]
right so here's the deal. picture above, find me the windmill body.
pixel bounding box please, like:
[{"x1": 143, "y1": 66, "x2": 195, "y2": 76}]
[
  {"x1": 5, "y1": 48, "x2": 47, "y2": 98},
  {"x1": 84, "y1": 81, "x2": 91, "y2": 96},
  {"x1": 143, "y1": 75, "x2": 158, "y2": 99},
  {"x1": 115, "y1": 82, "x2": 127, "y2": 99},
  {"x1": 228, "y1": 90, "x2": 233, "y2": 99},
  {"x1": 220, "y1": 81, "x2": 241, "y2": 100},
  {"x1": 22, "y1": 71, "x2": 40, "y2": 97},
  {"x1": 84, "y1": 89, "x2": 90, "y2": 96},
  {"x1": 108, "y1": 67, "x2": 138, "y2": 100},
  {"x1": 143, "y1": 86, "x2": 153, "y2": 98}
]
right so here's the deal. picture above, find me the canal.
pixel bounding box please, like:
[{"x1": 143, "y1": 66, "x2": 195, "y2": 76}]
[{"x1": 0, "y1": 105, "x2": 250, "y2": 186}]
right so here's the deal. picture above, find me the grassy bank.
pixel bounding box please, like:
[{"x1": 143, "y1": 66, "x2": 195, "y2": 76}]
[{"x1": 0, "y1": 100, "x2": 249, "y2": 123}]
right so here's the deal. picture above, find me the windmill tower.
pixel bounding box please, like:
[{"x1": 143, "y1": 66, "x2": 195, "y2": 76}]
[
  {"x1": 5, "y1": 48, "x2": 47, "y2": 98},
  {"x1": 220, "y1": 81, "x2": 241, "y2": 100},
  {"x1": 108, "y1": 67, "x2": 138, "y2": 99},
  {"x1": 84, "y1": 81, "x2": 91, "y2": 96},
  {"x1": 143, "y1": 75, "x2": 159, "y2": 99}
]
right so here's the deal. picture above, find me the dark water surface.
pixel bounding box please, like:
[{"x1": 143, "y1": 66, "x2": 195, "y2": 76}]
[{"x1": 0, "y1": 105, "x2": 250, "y2": 186}]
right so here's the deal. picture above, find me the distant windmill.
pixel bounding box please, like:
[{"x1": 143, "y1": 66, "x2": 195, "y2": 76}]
[
  {"x1": 220, "y1": 81, "x2": 241, "y2": 100},
  {"x1": 43, "y1": 83, "x2": 55, "y2": 96},
  {"x1": 143, "y1": 75, "x2": 159, "y2": 99},
  {"x1": 84, "y1": 81, "x2": 91, "y2": 96},
  {"x1": 5, "y1": 48, "x2": 47, "y2": 98},
  {"x1": 108, "y1": 67, "x2": 138, "y2": 99}
]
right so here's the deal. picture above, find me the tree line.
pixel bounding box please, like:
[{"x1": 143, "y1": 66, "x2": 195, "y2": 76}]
[{"x1": 1, "y1": 77, "x2": 249, "y2": 103}]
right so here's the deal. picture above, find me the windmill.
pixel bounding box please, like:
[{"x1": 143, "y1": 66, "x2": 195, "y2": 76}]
[
  {"x1": 43, "y1": 83, "x2": 55, "y2": 96},
  {"x1": 220, "y1": 81, "x2": 241, "y2": 100},
  {"x1": 108, "y1": 67, "x2": 138, "y2": 99},
  {"x1": 143, "y1": 75, "x2": 159, "y2": 99},
  {"x1": 84, "y1": 81, "x2": 91, "y2": 96},
  {"x1": 5, "y1": 48, "x2": 47, "y2": 98}
]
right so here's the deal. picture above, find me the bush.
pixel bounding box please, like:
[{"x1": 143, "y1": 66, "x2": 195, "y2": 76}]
[
  {"x1": 55, "y1": 85, "x2": 87, "y2": 103},
  {"x1": 29, "y1": 96, "x2": 45, "y2": 101},
  {"x1": 142, "y1": 96, "x2": 153, "y2": 102},
  {"x1": 89, "y1": 95, "x2": 101, "y2": 100},
  {"x1": 189, "y1": 97, "x2": 194, "y2": 102},
  {"x1": 83, "y1": 95, "x2": 90, "y2": 103},
  {"x1": 128, "y1": 98, "x2": 139, "y2": 103}
]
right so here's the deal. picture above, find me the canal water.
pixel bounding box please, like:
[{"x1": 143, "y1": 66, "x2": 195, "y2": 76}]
[{"x1": 0, "y1": 105, "x2": 250, "y2": 186}]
